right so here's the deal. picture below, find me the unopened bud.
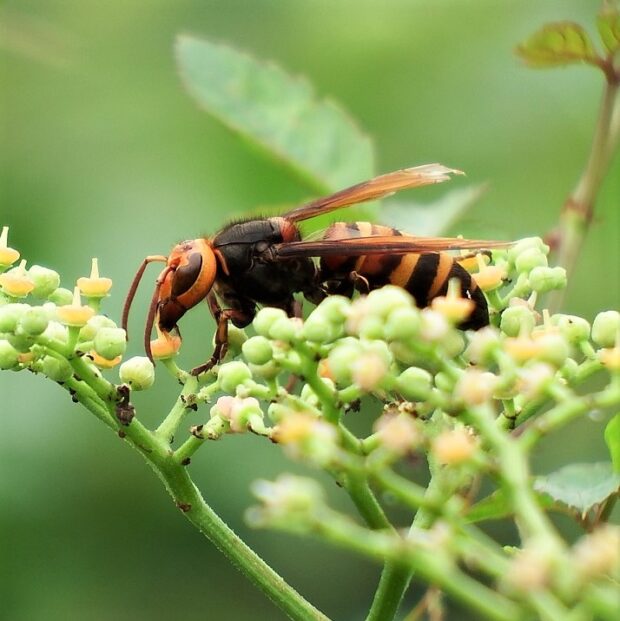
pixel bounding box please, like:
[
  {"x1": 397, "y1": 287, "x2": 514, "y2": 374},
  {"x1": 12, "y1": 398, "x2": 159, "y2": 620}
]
[
  {"x1": 93, "y1": 327, "x2": 127, "y2": 360},
  {"x1": 28, "y1": 265, "x2": 61, "y2": 299},
  {"x1": 218, "y1": 360, "x2": 252, "y2": 393},
  {"x1": 242, "y1": 336, "x2": 273, "y2": 365},
  {"x1": 395, "y1": 367, "x2": 432, "y2": 401},
  {"x1": 253, "y1": 307, "x2": 287, "y2": 338},
  {"x1": 40, "y1": 355, "x2": 73, "y2": 382},
  {"x1": 528, "y1": 266, "x2": 567, "y2": 293},
  {"x1": 591, "y1": 311, "x2": 620, "y2": 348},
  {"x1": 119, "y1": 356, "x2": 155, "y2": 390},
  {"x1": 0, "y1": 340, "x2": 20, "y2": 369},
  {"x1": 18, "y1": 307, "x2": 49, "y2": 336}
]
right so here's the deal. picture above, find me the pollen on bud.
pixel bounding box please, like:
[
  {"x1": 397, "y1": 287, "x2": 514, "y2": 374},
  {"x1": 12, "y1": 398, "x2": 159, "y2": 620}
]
[
  {"x1": 118, "y1": 356, "x2": 155, "y2": 390},
  {"x1": 351, "y1": 351, "x2": 388, "y2": 392},
  {"x1": 374, "y1": 413, "x2": 422, "y2": 454},
  {"x1": 431, "y1": 279, "x2": 475, "y2": 323},
  {"x1": 150, "y1": 327, "x2": 182, "y2": 360},
  {"x1": 88, "y1": 350, "x2": 122, "y2": 369},
  {"x1": 572, "y1": 525, "x2": 620, "y2": 580},
  {"x1": 77, "y1": 258, "x2": 113, "y2": 297},
  {"x1": 56, "y1": 287, "x2": 96, "y2": 327},
  {"x1": 458, "y1": 252, "x2": 489, "y2": 273},
  {"x1": 517, "y1": 362, "x2": 555, "y2": 399},
  {"x1": 504, "y1": 335, "x2": 542, "y2": 364},
  {"x1": 502, "y1": 545, "x2": 552, "y2": 592},
  {"x1": 598, "y1": 346, "x2": 620, "y2": 371},
  {"x1": 472, "y1": 263, "x2": 507, "y2": 292},
  {"x1": 272, "y1": 412, "x2": 338, "y2": 465},
  {"x1": 432, "y1": 427, "x2": 479, "y2": 465},
  {"x1": 455, "y1": 369, "x2": 498, "y2": 405},
  {"x1": 0, "y1": 226, "x2": 20, "y2": 267},
  {"x1": 0, "y1": 260, "x2": 35, "y2": 297}
]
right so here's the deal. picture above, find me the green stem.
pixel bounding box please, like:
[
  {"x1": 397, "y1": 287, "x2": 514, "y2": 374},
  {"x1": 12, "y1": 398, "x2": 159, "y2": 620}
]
[
  {"x1": 549, "y1": 69, "x2": 620, "y2": 311},
  {"x1": 155, "y1": 375, "x2": 199, "y2": 443}
]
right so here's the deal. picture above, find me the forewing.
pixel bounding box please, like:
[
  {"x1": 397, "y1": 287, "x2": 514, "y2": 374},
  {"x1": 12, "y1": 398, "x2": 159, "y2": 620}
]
[
  {"x1": 283, "y1": 164, "x2": 464, "y2": 222},
  {"x1": 274, "y1": 235, "x2": 511, "y2": 259}
]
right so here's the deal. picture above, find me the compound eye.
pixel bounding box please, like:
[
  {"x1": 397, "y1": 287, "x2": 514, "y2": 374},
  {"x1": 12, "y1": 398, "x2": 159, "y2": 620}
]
[{"x1": 172, "y1": 252, "x2": 203, "y2": 297}]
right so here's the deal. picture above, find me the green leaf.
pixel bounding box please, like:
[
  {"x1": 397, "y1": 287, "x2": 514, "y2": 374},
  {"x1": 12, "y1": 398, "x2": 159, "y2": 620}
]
[
  {"x1": 516, "y1": 22, "x2": 599, "y2": 68},
  {"x1": 383, "y1": 184, "x2": 487, "y2": 237},
  {"x1": 534, "y1": 462, "x2": 620, "y2": 516},
  {"x1": 604, "y1": 414, "x2": 620, "y2": 472},
  {"x1": 466, "y1": 488, "x2": 553, "y2": 523},
  {"x1": 176, "y1": 35, "x2": 374, "y2": 193},
  {"x1": 598, "y1": 3, "x2": 620, "y2": 54}
]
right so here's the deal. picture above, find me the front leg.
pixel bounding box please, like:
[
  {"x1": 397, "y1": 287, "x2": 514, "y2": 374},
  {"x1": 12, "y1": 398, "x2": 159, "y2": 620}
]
[{"x1": 190, "y1": 292, "x2": 252, "y2": 376}]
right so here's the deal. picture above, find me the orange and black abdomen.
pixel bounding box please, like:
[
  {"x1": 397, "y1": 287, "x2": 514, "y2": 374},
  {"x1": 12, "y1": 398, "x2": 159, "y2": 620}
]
[{"x1": 319, "y1": 222, "x2": 488, "y2": 329}]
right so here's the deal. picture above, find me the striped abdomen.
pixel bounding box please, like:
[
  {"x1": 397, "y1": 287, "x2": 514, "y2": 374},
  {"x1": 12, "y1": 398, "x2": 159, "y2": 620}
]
[{"x1": 319, "y1": 222, "x2": 488, "y2": 329}]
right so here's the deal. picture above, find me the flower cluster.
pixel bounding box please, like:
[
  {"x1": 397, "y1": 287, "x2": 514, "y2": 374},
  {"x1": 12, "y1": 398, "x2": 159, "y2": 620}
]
[{"x1": 2, "y1": 225, "x2": 619, "y2": 621}]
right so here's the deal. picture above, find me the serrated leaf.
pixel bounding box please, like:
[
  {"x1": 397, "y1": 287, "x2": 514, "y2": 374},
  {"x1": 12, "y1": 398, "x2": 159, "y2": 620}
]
[
  {"x1": 176, "y1": 35, "x2": 374, "y2": 193},
  {"x1": 534, "y1": 462, "x2": 620, "y2": 516},
  {"x1": 605, "y1": 414, "x2": 620, "y2": 472},
  {"x1": 382, "y1": 184, "x2": 486, "y2": 237},
  {"x1": 516, "y1": 22, "x2": 599, "y2": 68},
  {"x1": 598, "y1": 4, "x2": 620, "y2": 54}
]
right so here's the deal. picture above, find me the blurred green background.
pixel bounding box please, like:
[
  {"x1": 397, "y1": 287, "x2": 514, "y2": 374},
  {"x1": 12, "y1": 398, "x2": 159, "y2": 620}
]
[{"x1": 2, "y1": 1, "x2": 618, "y2": 620}]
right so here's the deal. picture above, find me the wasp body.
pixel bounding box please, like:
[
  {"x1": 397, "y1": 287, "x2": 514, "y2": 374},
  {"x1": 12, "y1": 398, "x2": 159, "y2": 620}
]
[{"x1": 123, "y1": 164, "x2": 507, "y2": 374}]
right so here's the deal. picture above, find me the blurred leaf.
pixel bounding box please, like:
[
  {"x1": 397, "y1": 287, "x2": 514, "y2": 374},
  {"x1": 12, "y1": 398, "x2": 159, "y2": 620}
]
[
  {"x1": 466, "y1": 488, "x2": 553, "y2": 523},
  {"x1": 604, "y1": 415, "x2": 620, "y2": 471},
  {"x1": 534, "y1": 462, "x2": 620, "y2": 516},
  {"x1": 598, "y1": 2, "x2": 620, "y2": 54},
  {"x1": 382, "y1": 184, "x2": 486, "y2": 237},
  {"x1": 176, "y1": 35, "x2": 374, "y2": 194},
  {"x1": 516, "y1": 22, "x2": 599, "y2": 68}
]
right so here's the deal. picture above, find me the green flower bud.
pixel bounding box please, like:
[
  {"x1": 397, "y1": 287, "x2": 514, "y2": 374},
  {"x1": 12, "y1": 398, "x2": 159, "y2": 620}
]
[
  {"x1": 528, "y1": 266, "x2": 567, "y2": 293},
  {"x1": 28, "y1": 265, "x2": 60, "y2": 299},
  {"x1": 228, "y1": 396, "x2": 264, "y2": 432},
  {"x1": 0, "y1": 340, "x2": 20, "y2": 369},
  {"x1": 78, "y1": 315, "x2": 117, "y2": 341},
  {"x1": 465, "y1": 326, "x2": 501, "y2": 365},
  {"x1": 435, "y1": 371, "x2": 454, "y2": 393},
  {"x1": 500, "y1": 306, "x2": 536, "y2": 337},
  {"x1": 535, "y1": 333, "x2": 569, "y2": 367},
  {"x1": 93, "y1": 327, "x2": 127, "y2": 360},
  {"x1": 327, "y1": 340, "x2": 363, "y2": 385},
  {"x1": 253, "y1": 307, "x2": 287, "y2": 338},
  {"x1": 18, "y1": 306, "x2": 49, "y2": 336},
  {"x1": 302, "y1": 313, "x2": 338, "y2": 343},
  {"x1": 47, "y1": 287, "x2": 74, "y2": 306},
  {"x1": 316, "y1": 295, "x2": 350, "y2": 324},
  {"x1": 358, "y1": 315, "x2": 385, "y2": 340},
  {"x1": 119, "y1": 356, "x2": 155, "y2": 390},
  {"x1": 227, "y1": 325, "x2": 248, "y2": 355},
  {"x1": 441, "y1": 331, "x2": 465, "y2": 357},
  {"x1": 396, "y1": 367, "x2": 432, "y2": 401},
  {"x1": 550, "y1": 314, "x2": 590, "y2": 344},
  {"x1": 218, "y1": 360, "x2": 252, "y2": 393},
  {"x1": 591, "y1": 311, "x2": 620, "y2": 348},
  {"x1": 40, "y1": 355, "x2": 73, "y2": 382},
  {"x1": 508, "y1": 237, "x2": 549, "y2": 263},
  {"x1": 249, "y1": 360, "x2": 280, "y2": 380},
  {"x1": 242, "y1": 336, "x2": 273, "y2": 365},
  {"x1": 365, "y1": 286, "x2": 412, "y2": 318},
  {"x1": 269, "y1": 316, "x2": 301, "y2": 342},
  {"x1": 0, "y1": 303, "x2": 28, "y2": 333},
  {"x1": 514, "y1": 248, "x2": 548, "y2": 273},
  {"x1": 559, "y1": 357, "x2": 579, "y2": 382},
  {"x1": 384, "y1": 306, "x2": 421, "y2": 341}
]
